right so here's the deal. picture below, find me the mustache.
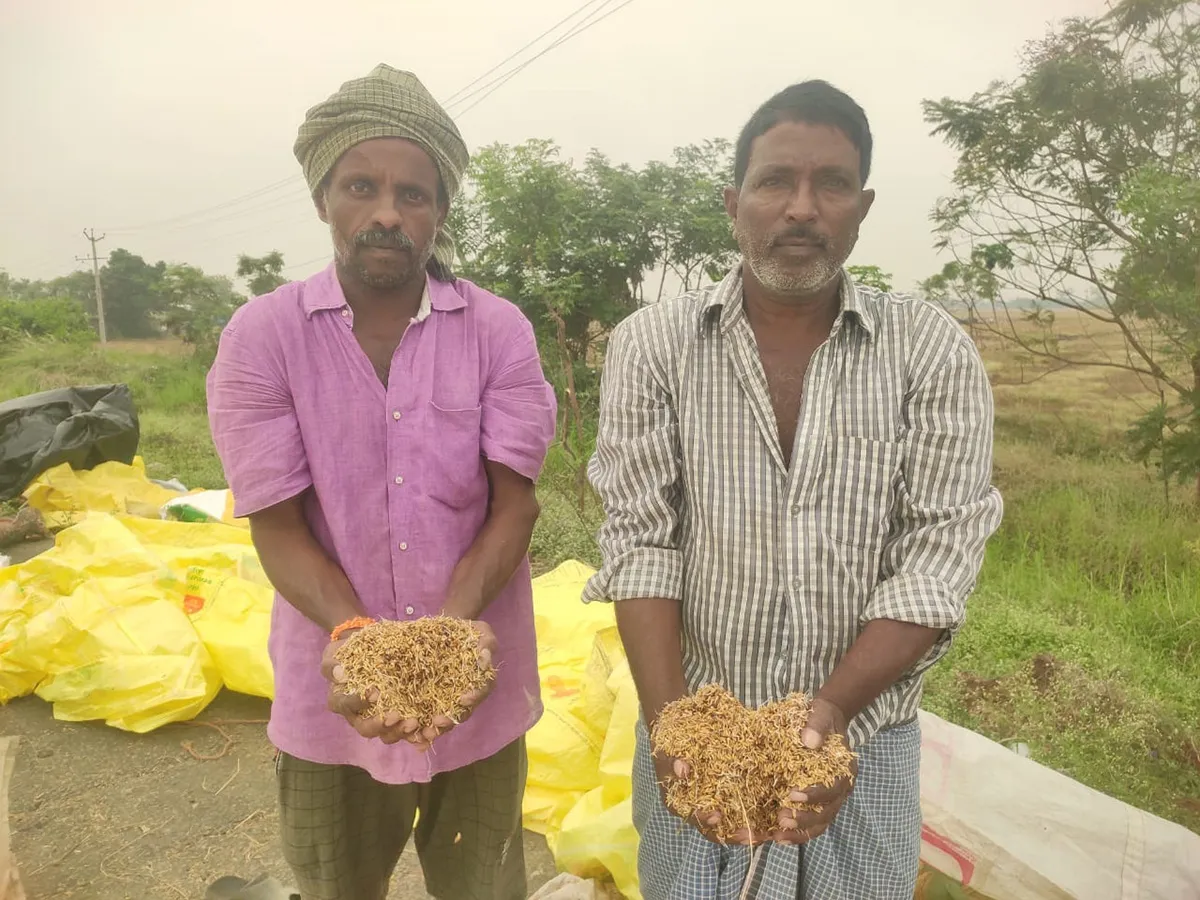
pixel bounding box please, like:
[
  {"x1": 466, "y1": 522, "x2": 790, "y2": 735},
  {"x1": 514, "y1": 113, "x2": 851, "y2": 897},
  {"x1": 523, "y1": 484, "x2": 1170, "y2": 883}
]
[
  {"x1": 771, "y1": 226, "x2": 828, "y2": 248},
  {"x1": 353, "y1": 228, "x2": 415, "y2": 250}
]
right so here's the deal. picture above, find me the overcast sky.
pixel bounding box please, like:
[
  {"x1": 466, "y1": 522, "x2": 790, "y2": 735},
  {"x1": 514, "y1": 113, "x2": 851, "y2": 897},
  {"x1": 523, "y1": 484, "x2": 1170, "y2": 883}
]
[{"x1": 0, "y1": 0, "x2": 1106, "y2": 293}]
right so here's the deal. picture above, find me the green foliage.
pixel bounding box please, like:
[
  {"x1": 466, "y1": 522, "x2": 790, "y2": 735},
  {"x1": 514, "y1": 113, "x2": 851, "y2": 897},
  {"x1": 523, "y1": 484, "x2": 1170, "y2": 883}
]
[
  {"x1": 158, "y1": 264, "x2": 246, "y2": 363},
  {"x1": 236, "y1": 251, "x2": 287, "y2": 297},
  {"x1": 642, "y1": 139, "x2": 739, "y2": 300},
  {"x1": 924, "y1": 0, "x2": 1200, "y2": 489},
  {"x1": 452, "y1": 138, "x2": 738, "y2": 444},
  {"x1": 0, "y1": 296, "x2": 93, "y2": 350},
  {"x1": 845, "y1": 264, "x2": 893, "y2": 293},
  {"x1": 101, "y1": 248, "x2": 169, "y2": 339}
]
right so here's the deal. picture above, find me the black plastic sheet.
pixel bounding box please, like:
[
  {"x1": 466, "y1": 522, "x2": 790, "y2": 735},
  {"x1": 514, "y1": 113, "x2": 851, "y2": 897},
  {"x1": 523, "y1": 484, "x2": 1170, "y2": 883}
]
[{"x1": 0, "y1": 384, "x2": 139, "y2": 500}]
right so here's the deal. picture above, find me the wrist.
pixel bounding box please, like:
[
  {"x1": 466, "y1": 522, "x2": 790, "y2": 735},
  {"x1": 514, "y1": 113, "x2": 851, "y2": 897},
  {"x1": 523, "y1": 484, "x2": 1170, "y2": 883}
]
[
  {"x1": 811, "y1": 690, "x2": 852, "y2": 731},
  {"x1": 441, "y1": 593, "x2": 482, "y2": 620},
  {"x1": 330, "y1": 615, "x2": 375, "y2": 642}
]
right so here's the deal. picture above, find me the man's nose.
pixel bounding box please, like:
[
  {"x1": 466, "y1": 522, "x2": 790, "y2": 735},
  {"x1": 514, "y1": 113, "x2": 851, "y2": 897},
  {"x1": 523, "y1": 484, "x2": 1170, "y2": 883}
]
[
  {"x1": 783, "y1": 183, "x2": 819, "y2": 223},
  {"x1": 367, "y1": 197, "x2": 404, "y2": 231}
]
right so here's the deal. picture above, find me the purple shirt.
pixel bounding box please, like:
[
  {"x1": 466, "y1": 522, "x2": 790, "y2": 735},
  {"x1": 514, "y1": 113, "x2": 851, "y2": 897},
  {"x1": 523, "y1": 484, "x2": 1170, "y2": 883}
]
[{"x1": 206, "y1": 265, "x2": 556, "y2": 784}]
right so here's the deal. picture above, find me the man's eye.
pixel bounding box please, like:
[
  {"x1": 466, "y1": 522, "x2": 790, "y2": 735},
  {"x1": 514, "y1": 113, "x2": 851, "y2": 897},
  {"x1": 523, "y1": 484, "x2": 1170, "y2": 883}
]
[{"x1": 350, "y1": 180, "x2": 372, "y2": 193}]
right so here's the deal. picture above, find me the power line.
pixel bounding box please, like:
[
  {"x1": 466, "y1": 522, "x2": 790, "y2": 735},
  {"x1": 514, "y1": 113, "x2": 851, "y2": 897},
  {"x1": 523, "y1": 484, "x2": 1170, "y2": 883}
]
[
  {"x1": 92, "y1": 1, "x2": 636, "y2": 244},
  {"x1": 103, "y1": 176, "x2": 301, "y2": 234},
  {"x1": 441, "y1": 0, "x2": 610, "y2": 106},
  {"x1": 452, "y1": 0, "x2": 636, "y2": 118},
  {"x1": 77, "y1": 229, "x2": 108, "y2": 345},
  {"x1": 282, "y1": 253, "x2": 331, "y2": 272}
]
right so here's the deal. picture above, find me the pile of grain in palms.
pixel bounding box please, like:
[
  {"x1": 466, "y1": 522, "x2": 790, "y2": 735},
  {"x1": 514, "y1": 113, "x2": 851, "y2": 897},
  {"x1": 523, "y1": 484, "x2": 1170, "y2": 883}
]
[
  {"x1": 334, "y1": 617, "x2": 494, "y2": 727},
  {"x1": 650, "y1": 684, "x2": 857, "y2": 842}
]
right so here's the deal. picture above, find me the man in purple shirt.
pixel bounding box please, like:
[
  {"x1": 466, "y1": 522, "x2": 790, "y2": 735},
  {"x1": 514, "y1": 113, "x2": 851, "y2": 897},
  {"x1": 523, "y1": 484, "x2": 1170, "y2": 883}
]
[{"x1": 205, "y1": 64, "x2": 556, "y2": 900}]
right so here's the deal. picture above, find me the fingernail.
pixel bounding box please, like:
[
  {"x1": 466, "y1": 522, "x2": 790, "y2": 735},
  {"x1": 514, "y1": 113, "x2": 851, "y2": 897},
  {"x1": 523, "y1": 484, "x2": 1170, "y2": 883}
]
[
  {"x1": 790, "y1": 791, "x2": 807, "y2": 803},
  {"x1": 673, "y1": 760, "x2": 686, "y2": 778}
]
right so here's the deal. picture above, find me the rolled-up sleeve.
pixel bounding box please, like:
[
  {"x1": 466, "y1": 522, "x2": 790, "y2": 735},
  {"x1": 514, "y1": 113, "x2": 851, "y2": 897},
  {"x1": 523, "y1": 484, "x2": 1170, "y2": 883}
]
[
  {"x1": 206, "y1": 322, "x2": 312, "y2": 518},
  {"x1": 582, "y1": 318, "x2": 683, "y2": 604},
  {"x1": 863, "y1": 337, "x2": 1004, "y2": 673},
  {"x1": 480, "y1": 316, "x2": 557, "y2": 482}
]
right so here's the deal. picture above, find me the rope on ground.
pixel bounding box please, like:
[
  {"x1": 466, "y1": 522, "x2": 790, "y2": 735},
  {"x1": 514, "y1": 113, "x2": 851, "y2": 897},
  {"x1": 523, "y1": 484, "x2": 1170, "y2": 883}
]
[{"x1": 175, "y1": 718, "x2": 268, "y2": 761}]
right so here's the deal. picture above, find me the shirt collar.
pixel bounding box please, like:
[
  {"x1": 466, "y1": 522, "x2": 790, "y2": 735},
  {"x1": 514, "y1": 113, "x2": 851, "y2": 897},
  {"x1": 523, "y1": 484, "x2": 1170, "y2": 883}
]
[
  {"x1": 302, "y1": 263, "x2": 465, "y2": 319},
  {"x1": 703, "y1": 264, "x2": 877, "y2": 340}
]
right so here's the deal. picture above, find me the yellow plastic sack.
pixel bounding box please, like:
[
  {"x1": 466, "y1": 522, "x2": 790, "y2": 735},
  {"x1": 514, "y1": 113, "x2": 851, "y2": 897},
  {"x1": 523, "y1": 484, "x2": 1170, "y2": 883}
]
[
  {"x1": 182, "y1": 566, "x2": 274, "y2": 699},
  {"x1": 0, "y1": 510, "x2": 274, "y2": 730},
  {"x1": 523, "y1": 563, "x2": 641, "y2": 899},
  {"x1": 21, "y1": 457, "x2": 182, "y2": 530},
  {"x1": 14, "y1": 570, "x2": 221, "y2": 732},
  {"x1": 524, "y1": 562, "x2": 618, "y2": 835},
  {"x1": 553, "y1": 646, "x2": 641, "y2": 900}
]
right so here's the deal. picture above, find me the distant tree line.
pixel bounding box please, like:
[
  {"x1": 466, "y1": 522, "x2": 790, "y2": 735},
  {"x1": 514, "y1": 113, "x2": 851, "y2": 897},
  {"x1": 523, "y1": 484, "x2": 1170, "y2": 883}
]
[{"x1": 0, "y1": 251, "x2": 288, "y2": 358}]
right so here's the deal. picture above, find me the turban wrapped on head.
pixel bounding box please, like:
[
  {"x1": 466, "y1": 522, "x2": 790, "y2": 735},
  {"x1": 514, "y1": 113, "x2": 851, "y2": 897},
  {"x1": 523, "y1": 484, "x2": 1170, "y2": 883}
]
[{"x1": 294, "y1": 63, "x2": 469, "y2": 272}]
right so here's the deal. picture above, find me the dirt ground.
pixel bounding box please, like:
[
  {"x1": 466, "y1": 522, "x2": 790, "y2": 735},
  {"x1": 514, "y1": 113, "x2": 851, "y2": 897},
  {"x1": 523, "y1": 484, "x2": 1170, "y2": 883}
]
[{"x1": 0, "y1": 540, "x2": 559, "y2": 900}]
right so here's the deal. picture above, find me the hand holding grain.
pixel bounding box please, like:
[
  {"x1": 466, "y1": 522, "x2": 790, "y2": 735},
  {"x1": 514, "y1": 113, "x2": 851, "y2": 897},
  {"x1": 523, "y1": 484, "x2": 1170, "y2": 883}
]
[
  {"x1": 771, "y1": 698, "x2": 857, "y2": 844},
  {"x1": 653, "y1": 751, "x2": 756, "y2": 845},
  {"x1": 322, "y1": 617, "x2": 496, "y2": 752},
  {"x1": 321, "y1": 630, "x2": 417, "y2": 744}
]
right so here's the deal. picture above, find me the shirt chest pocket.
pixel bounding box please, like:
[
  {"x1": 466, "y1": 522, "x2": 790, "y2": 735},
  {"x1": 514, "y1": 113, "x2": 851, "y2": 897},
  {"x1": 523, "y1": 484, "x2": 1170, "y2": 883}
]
[
  {"x1": 820, "y1": 435, "x2": 903, "y2": 548},
  {"x1": 422, "y1": 402, "x2": 486, "y2": 509}
]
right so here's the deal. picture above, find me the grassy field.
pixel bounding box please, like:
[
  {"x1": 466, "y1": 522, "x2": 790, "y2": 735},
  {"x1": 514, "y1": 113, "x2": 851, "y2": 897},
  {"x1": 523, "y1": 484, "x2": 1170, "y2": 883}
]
[{"x1": 1, "y1": 319, "x2": 1198, "y2": 836}]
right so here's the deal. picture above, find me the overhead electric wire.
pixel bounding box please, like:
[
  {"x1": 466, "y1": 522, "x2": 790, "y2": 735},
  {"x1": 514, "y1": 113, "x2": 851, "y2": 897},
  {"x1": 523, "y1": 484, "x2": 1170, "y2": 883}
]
[
  {"x1": 441, "y1": 0, "x2": 610, "y2": 107},
  {"x1": 451, "y1": 0, "x2": 636, "y2": 118},
  {"x1": 89, "y1": 0, "x2": 637, "y2": 254}
]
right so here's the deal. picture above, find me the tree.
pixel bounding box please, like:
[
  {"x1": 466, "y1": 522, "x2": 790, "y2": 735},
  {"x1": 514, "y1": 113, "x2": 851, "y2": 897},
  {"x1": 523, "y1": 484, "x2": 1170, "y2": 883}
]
[
  {"x1": 450, "y1": 138, "x2": 740, "y2": 511},
  {"x1": 846, "y1": 265, "x2": 893, "y2": 292},
  {"x1": 101, "y1": 249, "x2": 167, "y2": 338},
  {"x1": 159, "y1": 264, "x2": 245, "y2": 361},
  {"x1": 642, "y1": 139, "x2": 740, "y2": 301},
  {"x1": 923, "y1": 0, "x2": 1200, "y2": 501},
  {"x1": 236, "y1": 251, "x2": 287, "y2": 297}
]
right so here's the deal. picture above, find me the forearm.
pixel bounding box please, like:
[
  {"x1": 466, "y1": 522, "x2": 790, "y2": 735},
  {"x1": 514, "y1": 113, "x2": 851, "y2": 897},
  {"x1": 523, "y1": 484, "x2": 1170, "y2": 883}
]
[
  {"x1": 249, "y1": 501, "x2": 365, "y2": 634},
  {"x1": 616, "y1": 597, "x2": 687, "y2": 728},
  {"x1": 815, "y1": 619, "x2": 942, "y2": 722},
  {"x1": 442, "y1": 496, "x2": 539, "y2": 620}
]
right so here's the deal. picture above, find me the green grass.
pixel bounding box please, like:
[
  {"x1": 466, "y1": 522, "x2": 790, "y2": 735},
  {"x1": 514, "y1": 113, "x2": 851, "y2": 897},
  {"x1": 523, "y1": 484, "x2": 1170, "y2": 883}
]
[{"x1": 2, "y1": 337, "x2": 1198, "y2": 834}]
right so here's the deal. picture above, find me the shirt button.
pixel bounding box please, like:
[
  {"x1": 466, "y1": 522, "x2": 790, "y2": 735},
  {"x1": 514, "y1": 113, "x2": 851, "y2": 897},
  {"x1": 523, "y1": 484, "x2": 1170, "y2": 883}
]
[
  {"x1": 398, "y1": 542, "x2": 408, "y2": 551},
  {"x1": 791, "y1": 504, "x2": 801, "y2": 515},
  {"x1": 405, "y1": 605, "x2": 415, "y2": 616},
  {"x1": 340, "y1": 309, "x2": 350, "y2": 318},
  {"x1": 392, "y1": 410, "x2": 402, "y2": 420},
  {"x1": 394, "y1": 475, "x2": 404, "y2": 485},
  {"x1": 791, "y1": 578, "x2": 801, "y2": 590}
]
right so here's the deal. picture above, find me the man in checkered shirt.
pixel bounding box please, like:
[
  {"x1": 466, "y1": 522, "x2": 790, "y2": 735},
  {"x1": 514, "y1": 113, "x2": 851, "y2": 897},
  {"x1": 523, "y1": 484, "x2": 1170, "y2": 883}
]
[{"x1": 583, "y1": 81, "x2": 1004, "y2": 899}]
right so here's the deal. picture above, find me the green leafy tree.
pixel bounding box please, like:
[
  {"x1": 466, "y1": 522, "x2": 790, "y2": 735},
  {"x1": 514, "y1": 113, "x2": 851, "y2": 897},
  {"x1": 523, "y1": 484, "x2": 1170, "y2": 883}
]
[
  {"x1": 236, "y1": 251, "x2": 287, "y2": 297},
  {"x1": 923, "y1": 0, "x2": 1200, "y2": 500},
  {"x1": 101, "y1": 249, "x2": 168, "y2": 338},
  {"x1": 642, "y1": 139, "x2": 740, "y2": 301},
  {"x1": 159, "y1": 264, "x2": 245, "y2": 361},
  {"x1": 846, "y1": 265, "x2": 893, "y2": 293}
]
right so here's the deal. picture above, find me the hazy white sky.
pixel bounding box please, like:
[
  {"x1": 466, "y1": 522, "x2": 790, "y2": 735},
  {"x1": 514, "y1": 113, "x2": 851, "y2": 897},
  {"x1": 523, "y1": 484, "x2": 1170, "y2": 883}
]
[{"x1": 0, "y1": 0, "x2": 1106, "y2": 292}]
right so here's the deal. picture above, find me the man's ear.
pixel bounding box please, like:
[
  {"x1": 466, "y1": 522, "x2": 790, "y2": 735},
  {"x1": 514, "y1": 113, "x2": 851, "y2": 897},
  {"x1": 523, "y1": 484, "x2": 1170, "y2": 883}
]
[
  {"x1": 859, "y1": 188, "x2": 876, "y2": 225},
  {"x1": 315, "y1": 188, "x2": 329, "y2": 224},
  {"x1": 723, "y1": 185, "x2": 739, "y2": 223}
]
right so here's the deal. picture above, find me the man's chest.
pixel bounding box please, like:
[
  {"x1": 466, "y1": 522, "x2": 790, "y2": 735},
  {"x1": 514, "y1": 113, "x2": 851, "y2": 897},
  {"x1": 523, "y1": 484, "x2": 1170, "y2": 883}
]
[{"x1": 286, "y1": 322, "x2": 489, "y2": 506}]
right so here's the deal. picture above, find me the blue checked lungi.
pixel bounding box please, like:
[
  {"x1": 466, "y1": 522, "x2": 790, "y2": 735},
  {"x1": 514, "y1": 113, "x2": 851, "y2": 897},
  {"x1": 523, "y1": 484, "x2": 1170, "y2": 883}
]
[{"x1": 632, "y1": 718, "x2": 922, "y2": 900}]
